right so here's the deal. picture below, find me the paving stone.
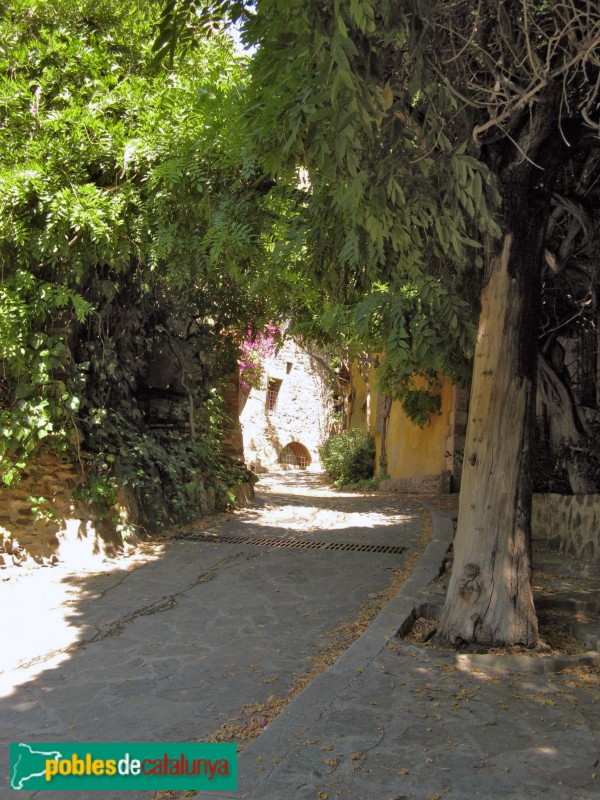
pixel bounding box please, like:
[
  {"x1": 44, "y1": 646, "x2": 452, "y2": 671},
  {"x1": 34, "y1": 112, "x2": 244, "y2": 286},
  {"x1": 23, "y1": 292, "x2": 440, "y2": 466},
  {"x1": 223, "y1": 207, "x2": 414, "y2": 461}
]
[
  {"x1": 4, "y1": 472, "x2": 600, "y2": 800},
  {"x1": 1, "y1": 473, "x2": 425, "y2": 799}
]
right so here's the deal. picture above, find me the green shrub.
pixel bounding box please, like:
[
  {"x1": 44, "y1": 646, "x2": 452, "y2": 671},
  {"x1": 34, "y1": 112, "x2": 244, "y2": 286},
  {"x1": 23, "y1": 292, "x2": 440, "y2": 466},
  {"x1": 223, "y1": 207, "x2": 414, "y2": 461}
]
[
  {"x1": 320, "y1": 428, "x2": 375, "y2": 487},
  {"x1": 350, "y1": 472, "x2": 390, "y2": 492}
]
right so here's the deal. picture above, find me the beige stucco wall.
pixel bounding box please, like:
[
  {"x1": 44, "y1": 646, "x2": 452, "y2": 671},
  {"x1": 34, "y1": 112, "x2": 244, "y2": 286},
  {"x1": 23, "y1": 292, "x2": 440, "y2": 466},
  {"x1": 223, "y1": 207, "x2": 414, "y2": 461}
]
[
  {"x1": 348, "y1": 366, "x2": 459, "y2": 491},
  {"x1": 239, "y1": 339, "x2": 334, "y2": 471},
  {"x1": 381, "y1": 381, "x2": 454, "y2": 479}
]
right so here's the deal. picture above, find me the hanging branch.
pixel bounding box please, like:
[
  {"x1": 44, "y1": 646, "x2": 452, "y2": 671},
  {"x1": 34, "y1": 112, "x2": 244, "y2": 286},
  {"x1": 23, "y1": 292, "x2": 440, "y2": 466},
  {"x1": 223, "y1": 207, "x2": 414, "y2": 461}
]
[{"x1": 425, "y1": 0, "x2": 600, "y2": 148}]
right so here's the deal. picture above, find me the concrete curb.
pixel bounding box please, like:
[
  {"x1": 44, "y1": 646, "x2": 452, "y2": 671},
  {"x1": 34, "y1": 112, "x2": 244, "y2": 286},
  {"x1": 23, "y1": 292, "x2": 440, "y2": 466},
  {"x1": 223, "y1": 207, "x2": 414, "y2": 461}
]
[
  {"x1": 455, "y1": 650, "x2": 600, "y2": 675},
  {"x1": 192, "y1": 501, "x2": 455, "y2": 799},
  {"x1": 192, "y1": 500, "x2": 600, "y2": 798}
]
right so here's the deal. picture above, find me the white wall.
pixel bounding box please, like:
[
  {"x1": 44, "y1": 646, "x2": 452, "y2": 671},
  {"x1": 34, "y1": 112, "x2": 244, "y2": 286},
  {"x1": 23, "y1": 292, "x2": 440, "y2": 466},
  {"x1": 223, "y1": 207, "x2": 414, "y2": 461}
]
[{"x1": 239, "y1": 339, "x2": 334, "y2": 472}]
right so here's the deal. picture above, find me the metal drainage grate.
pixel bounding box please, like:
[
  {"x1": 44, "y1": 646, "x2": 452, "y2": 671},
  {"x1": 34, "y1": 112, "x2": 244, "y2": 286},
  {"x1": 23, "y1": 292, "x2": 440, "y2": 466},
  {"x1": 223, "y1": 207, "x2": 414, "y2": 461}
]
[{"x1": 171, "y1": 531, "x2": 406, "y2": 555}]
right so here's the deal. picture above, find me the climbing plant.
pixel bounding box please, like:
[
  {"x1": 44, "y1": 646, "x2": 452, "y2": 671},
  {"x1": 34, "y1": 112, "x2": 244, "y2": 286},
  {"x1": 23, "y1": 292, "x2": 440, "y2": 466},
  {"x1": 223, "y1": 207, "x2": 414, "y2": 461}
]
[
  {"x1": 0, "y1": 0, "x2": 279, "y2": 523},
  {"x1": 239, "y1": 322, "x2": 282, "y2": 393}
]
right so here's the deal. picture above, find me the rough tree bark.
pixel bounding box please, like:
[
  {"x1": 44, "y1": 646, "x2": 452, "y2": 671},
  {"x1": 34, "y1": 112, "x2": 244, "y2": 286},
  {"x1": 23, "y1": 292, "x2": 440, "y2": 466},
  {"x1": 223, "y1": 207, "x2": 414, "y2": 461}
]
[
  {"x1": 347, "y1": 372, "x2": 356, "y2": 430},
  {"x1": 357, "y1": 357, "x2": 372, "y2": 428},
  {"x1": 379, "y1": 394, "x2": 392, "y2": 472},
  {"x1": 436, "y1": 189, "x2": 547, "y2": 646}
]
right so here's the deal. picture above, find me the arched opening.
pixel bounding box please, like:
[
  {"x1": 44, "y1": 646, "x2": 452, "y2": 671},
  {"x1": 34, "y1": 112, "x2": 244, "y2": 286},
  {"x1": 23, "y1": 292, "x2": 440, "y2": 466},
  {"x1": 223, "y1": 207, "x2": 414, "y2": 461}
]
[{"x1": 279, "y1": 442, "x2": 312, "y2": 469}]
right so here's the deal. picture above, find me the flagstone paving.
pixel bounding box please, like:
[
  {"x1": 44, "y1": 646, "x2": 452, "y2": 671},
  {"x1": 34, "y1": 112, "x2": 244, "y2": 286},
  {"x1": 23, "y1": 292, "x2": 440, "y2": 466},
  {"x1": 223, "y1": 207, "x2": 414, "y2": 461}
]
[
  {"x1": 1, "y1": 472, "x2": 426, "y2": 800},
  {"x1": 3, "y1": 472, "x2": 599, "y2": 800}
]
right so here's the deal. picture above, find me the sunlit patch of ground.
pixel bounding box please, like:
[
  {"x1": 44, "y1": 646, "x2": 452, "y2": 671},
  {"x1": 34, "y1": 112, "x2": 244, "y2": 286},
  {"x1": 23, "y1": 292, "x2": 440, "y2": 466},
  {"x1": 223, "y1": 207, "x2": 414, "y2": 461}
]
[
  {"x1": 0, "y1": 542, "x2": 164, "y2": 696},
  {"x1": 239, "y1": 504, "x2": 415, "y2": 533}
]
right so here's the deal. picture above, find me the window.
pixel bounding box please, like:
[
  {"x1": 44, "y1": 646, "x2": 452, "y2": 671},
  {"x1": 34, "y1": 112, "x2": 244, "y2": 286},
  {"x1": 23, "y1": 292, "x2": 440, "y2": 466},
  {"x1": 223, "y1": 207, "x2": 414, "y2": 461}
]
[{"x1": 266, "y1": 378, "x2": 282, "y2": 412}]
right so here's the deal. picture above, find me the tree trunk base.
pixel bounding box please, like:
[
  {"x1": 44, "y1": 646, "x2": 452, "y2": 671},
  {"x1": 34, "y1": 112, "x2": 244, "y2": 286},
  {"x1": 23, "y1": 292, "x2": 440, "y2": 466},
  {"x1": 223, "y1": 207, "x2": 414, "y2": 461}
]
[{"x1": 436, "y1": 232, "x2": 539, "y2": 648}]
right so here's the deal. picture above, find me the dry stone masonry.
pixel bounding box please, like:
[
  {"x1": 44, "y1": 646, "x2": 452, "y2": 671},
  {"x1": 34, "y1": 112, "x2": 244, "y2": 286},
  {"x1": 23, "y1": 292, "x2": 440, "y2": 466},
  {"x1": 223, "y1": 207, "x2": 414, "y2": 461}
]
[
  {"x1": 532, "y1": 493, "x2": 600, "y2": 562},
  {"x1": 0, "y1": 455, "x2": 140, "y2": 568}
]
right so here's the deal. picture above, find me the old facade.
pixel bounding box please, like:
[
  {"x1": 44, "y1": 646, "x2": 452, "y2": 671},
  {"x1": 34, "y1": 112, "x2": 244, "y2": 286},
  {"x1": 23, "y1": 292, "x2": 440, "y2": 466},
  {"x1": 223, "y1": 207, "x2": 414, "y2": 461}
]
[
  {"x1": 239, "y1": 339, "x2": 335, "y2": 472},
  {"x1": 348, "y1": 365, "x2": 468, "y2": 493}
]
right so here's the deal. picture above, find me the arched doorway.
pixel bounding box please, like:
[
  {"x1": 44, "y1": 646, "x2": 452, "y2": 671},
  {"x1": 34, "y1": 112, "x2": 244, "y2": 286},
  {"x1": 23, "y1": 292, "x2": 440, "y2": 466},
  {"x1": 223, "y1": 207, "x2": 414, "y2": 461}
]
[{"x1": 279, "y1": 442, "x2": 312, "y2": 469}]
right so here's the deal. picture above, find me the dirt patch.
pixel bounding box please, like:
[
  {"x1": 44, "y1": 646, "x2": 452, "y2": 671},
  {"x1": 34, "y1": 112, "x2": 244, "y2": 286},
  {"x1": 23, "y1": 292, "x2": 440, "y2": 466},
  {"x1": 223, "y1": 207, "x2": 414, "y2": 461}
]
[{"x1": 404, "y1": 616, "x2": 439, "y2": 645}]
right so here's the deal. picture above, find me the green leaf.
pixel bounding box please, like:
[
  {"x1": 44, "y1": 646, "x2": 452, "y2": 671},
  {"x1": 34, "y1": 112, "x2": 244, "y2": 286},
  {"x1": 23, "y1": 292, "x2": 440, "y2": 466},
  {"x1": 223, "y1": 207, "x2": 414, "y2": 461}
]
[{"x1": 15, "y1": 383, "x2": 35, "y2": 399}]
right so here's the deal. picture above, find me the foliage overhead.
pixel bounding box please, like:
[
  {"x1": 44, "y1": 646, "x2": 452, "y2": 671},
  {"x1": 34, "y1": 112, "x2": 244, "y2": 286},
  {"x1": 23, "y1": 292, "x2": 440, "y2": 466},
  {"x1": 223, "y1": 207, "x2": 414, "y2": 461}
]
[
  {"x1": 153, "y1": 0, "x2": 507, "y2": 414},
  {"x1": 154, "y1": 0, "x2": 600, "y2": 433},
  {"x1": 0, "y1": 0, "x2": 285, "y2": 522}
]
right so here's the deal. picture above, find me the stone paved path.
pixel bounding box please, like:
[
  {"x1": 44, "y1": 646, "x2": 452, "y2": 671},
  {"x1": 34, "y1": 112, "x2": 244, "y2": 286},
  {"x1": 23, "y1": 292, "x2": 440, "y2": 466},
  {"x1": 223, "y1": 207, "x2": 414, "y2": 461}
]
[
  {"x1": 229, "y1": 642, "x2": 600, "y2": 800},
  {"x1": 192, "y1": 500, "x2": 600, "y2": 800},
  {"x1": 1, "y1": 472, "x2": 425, "y2": 800}
]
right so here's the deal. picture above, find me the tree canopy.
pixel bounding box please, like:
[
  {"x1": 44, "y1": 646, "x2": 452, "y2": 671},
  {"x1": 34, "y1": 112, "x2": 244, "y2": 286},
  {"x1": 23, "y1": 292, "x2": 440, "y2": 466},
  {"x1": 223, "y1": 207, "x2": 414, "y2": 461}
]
[
  {"x1": 0, "y1": 0, "x2": 294, "y2": 522},
  {"x1": 154, "y1": 0, "x2": 599, "y2": 388},
  {"x1": 152, "y1": 0, "x2": 600, "y2": 644}
]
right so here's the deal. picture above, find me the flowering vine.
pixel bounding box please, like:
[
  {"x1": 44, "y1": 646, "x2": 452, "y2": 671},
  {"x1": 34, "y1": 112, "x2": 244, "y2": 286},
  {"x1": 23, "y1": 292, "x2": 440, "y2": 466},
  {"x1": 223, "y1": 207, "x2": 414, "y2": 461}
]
[{"x1": 239, "y1": 323, "x2": 281, "y2": 393}]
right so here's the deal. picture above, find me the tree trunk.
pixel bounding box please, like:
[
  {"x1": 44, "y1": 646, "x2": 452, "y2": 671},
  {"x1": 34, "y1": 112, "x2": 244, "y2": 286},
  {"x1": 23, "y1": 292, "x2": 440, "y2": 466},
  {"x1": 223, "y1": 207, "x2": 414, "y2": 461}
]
[
  {"x1": 436, "y1": 226, "x2": 541, "y2": 647},
  {"x1": 379, "y1": 395, "x2": 392, "y2": 473},
  {"x1": 358, "y1": 358, "x2": 371, "y2": 430},
  {"x1": 347, "y1": 370, "x2": 356, "y2": 430}
]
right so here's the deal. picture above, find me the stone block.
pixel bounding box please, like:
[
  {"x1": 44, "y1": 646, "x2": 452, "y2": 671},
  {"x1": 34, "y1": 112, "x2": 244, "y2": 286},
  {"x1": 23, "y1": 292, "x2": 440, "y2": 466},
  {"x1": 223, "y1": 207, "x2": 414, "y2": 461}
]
[{"x1": 233, "y1": 481, "x2": 255, "y2": 505}]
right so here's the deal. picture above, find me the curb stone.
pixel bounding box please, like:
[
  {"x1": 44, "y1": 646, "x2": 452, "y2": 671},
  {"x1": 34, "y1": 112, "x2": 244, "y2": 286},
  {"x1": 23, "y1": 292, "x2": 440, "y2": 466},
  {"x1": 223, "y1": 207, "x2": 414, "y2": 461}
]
[
  {"x1": 191, "y1": 502, "x2": 454, "y2": 800},
  {"x1": 192, "y1": 501, "x2": 600, "y2": 799},
  {"x1": 455, "y1": 650, "x2": 600, "y2": 675}
]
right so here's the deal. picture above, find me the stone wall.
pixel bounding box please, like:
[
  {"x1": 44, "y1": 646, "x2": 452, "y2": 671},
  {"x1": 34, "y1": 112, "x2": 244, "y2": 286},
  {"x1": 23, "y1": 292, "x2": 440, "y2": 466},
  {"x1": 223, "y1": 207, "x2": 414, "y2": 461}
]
[
  {"x1": 379, "y1": 471, "x2": 452, "y2": 495},
  {"x1": 532, "y1": 493, "x2": 600, "y2": 561},
  {"x1": 0, "y1": 456, "x2": 141, "y2": 568},
  {"x1": 221, "y1": 371, "x2": 245, "y2": 465},
  {"x1": 240, "y1": 339, "x2": 334, "y2": 472},
  {"x1": 0, "y1": 454, "x2": 256, "y2": 568}
]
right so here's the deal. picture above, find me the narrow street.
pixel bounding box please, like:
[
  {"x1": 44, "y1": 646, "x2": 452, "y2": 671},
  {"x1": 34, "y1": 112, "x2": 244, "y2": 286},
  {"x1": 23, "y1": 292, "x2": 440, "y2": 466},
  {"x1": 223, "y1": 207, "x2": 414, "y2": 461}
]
[{"x1": 1, "y1": 472, "x2": 426, "y2": 800}]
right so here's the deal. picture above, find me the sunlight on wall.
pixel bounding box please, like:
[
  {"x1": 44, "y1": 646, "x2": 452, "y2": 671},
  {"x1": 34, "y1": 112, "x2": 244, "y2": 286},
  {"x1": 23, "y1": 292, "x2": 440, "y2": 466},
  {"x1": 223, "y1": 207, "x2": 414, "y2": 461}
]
[{"x1": 348, "y1": 367, "x2": 453, "y2": 480}]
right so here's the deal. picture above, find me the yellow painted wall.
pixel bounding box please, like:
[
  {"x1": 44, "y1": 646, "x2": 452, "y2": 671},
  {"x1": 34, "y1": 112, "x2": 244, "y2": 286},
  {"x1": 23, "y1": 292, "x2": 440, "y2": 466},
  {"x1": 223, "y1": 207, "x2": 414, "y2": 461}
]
[
  {"x1": 378, "y1": 381, "x2": 453, "y2": 479},
  {"x1": 348, "y1": 366, "x2": 370, "y2": 432},
  {"x1": 348, "y1": 367, "x2": 453, "y2": 480}
]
